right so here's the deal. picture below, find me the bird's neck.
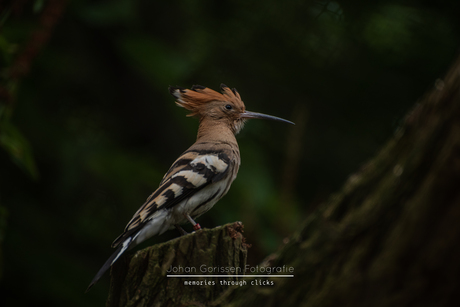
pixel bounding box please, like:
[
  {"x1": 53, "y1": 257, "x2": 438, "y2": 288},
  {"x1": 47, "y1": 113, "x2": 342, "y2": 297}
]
[{"x1": 196, "y1": 119, "x2": 237, "y2": 145}]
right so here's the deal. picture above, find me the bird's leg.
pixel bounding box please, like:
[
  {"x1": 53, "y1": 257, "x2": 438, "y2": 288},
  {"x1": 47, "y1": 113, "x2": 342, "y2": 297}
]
[
  {"x1": 175, "y1": 224, "x2": 188, "y2": 236},
  {"x1": 184, "y1": 214, "x2": 201, "y2": 231}
]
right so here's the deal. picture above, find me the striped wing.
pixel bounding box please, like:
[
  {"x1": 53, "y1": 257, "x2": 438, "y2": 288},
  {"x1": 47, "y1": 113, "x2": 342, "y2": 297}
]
[{"x1": 111, "y1": 150, "x2": 231, "y2": 248}]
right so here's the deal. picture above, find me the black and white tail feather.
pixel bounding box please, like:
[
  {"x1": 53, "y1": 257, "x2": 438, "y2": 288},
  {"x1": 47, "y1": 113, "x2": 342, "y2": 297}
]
[{"x1": 86, "y1": 233, "x2": 139, "y2": 292}]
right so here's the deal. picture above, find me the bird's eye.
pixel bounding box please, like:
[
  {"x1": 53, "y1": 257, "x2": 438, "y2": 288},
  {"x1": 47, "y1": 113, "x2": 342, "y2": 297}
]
[{"x1": 225, "y1": 104, "x2": 233, "y2": 110}]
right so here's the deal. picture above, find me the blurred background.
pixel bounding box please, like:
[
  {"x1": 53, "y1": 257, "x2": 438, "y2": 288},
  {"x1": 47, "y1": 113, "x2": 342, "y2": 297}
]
[{"x1": 0, "y1": 0, "x2": 459, "y2": 305}]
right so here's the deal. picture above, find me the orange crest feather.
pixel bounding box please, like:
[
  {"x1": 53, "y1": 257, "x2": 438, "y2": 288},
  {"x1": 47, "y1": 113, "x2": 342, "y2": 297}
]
[{"x1": 169, "y1": 84, "x2": 243, "y2": 117}]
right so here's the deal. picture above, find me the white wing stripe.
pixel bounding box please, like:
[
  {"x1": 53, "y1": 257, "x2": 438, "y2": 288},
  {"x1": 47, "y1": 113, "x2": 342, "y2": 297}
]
[
  {"x1": 191, "y1": 155, "x2": 228, "y2": 173},
  {"x1": 168, "y1": 183, "x2": 183, "y2": 197},
  {"x1": 173, "y1": 170, "x2": 207, "y2": 187}
]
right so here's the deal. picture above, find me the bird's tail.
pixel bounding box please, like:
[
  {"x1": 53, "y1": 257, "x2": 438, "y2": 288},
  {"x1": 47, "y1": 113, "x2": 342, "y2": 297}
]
[{"x1": 86, "y1": 234, "x2": 138, "y2": 292}]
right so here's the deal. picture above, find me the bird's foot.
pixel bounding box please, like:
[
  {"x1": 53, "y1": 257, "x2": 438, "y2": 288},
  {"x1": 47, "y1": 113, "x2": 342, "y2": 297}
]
[
  {"x1": 175, "y1": 224, "x2": 189, "y2": 236},
  {"x1": 184, "y1": 214, "x2": 202, "y2": 232}
]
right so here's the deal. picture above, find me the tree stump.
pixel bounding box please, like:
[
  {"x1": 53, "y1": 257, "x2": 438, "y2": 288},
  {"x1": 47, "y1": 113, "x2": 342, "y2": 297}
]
[{"x1": 106, "y1": 222, "x2": 248, "y2": 307}]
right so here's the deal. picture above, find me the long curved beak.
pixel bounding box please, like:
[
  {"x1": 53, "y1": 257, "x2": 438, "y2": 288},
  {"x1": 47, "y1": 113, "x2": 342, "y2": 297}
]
[{"x1": 240, "y1": 111, "x2": 295, "y2": 125}]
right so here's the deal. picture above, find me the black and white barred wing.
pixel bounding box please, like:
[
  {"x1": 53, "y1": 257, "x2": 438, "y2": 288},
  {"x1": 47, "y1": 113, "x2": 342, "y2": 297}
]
[
  {"x1": 111, "y1": 150, "x2": 231, "y2": 248},
  {"x1": 86, "y1": 151, "x2": 231, "y2": 291}
]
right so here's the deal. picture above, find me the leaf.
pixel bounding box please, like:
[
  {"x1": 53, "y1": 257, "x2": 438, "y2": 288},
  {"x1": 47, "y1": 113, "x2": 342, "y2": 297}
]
[{"x1": 0, "y1": 106, "x2": 39, "y2": 179}]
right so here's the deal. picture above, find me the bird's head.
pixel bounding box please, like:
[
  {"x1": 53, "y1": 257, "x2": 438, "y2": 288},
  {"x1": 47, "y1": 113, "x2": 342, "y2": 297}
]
[{"x1": 169, "y1": 84, "x2": 294, "y2": 134}]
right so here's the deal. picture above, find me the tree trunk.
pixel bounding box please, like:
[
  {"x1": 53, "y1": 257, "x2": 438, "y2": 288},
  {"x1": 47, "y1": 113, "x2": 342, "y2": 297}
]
[
  {"x1": 221, "y1": 55, "x2": 460, "y2": 307},
  {"x1": 107, "y1": 55, "x2": 460, "y2": 307}
]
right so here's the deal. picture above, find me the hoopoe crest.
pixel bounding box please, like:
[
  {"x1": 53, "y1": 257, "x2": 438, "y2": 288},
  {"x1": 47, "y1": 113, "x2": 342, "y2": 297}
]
[{"x1": 87, "y1": 84, "x2": 294, "y2": 291}]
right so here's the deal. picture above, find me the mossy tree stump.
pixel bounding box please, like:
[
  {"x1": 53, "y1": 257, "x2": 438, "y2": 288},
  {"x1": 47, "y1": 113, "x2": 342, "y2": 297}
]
[{"x1": 106, "y1": 222, "x2": 248, "y2": 307}]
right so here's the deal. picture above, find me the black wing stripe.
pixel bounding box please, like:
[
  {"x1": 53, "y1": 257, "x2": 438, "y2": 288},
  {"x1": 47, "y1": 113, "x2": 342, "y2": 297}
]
[
  {"x1": 113, "y1": 152, "x2": 232, "y2": 247},
  {"x1": 161, "y1": 158, "x2": 194, "y2": 183}
]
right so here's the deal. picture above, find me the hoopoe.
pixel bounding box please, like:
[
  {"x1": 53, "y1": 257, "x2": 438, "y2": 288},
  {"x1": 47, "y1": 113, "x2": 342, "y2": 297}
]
[{"x1": 87, "y1": 84, "x2": 293, "y2": 291}]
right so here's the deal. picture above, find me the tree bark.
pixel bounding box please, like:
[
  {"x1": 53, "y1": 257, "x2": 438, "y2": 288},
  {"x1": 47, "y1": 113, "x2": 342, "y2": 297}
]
[
  {"x1": 106, "y1": 222, "x2": 249, "y2": 307},
  {"x1": 107, "y1": 55, "x2": 460, "y2": 307},
  {"x1": 220, "y1": 55, "x2": 460, "y2": 306}
]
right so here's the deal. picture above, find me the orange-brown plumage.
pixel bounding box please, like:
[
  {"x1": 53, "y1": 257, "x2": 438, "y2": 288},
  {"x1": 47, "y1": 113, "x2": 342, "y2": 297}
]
[{"x1": 172, "y1": 84, "x2": 245, "y2": 118}]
